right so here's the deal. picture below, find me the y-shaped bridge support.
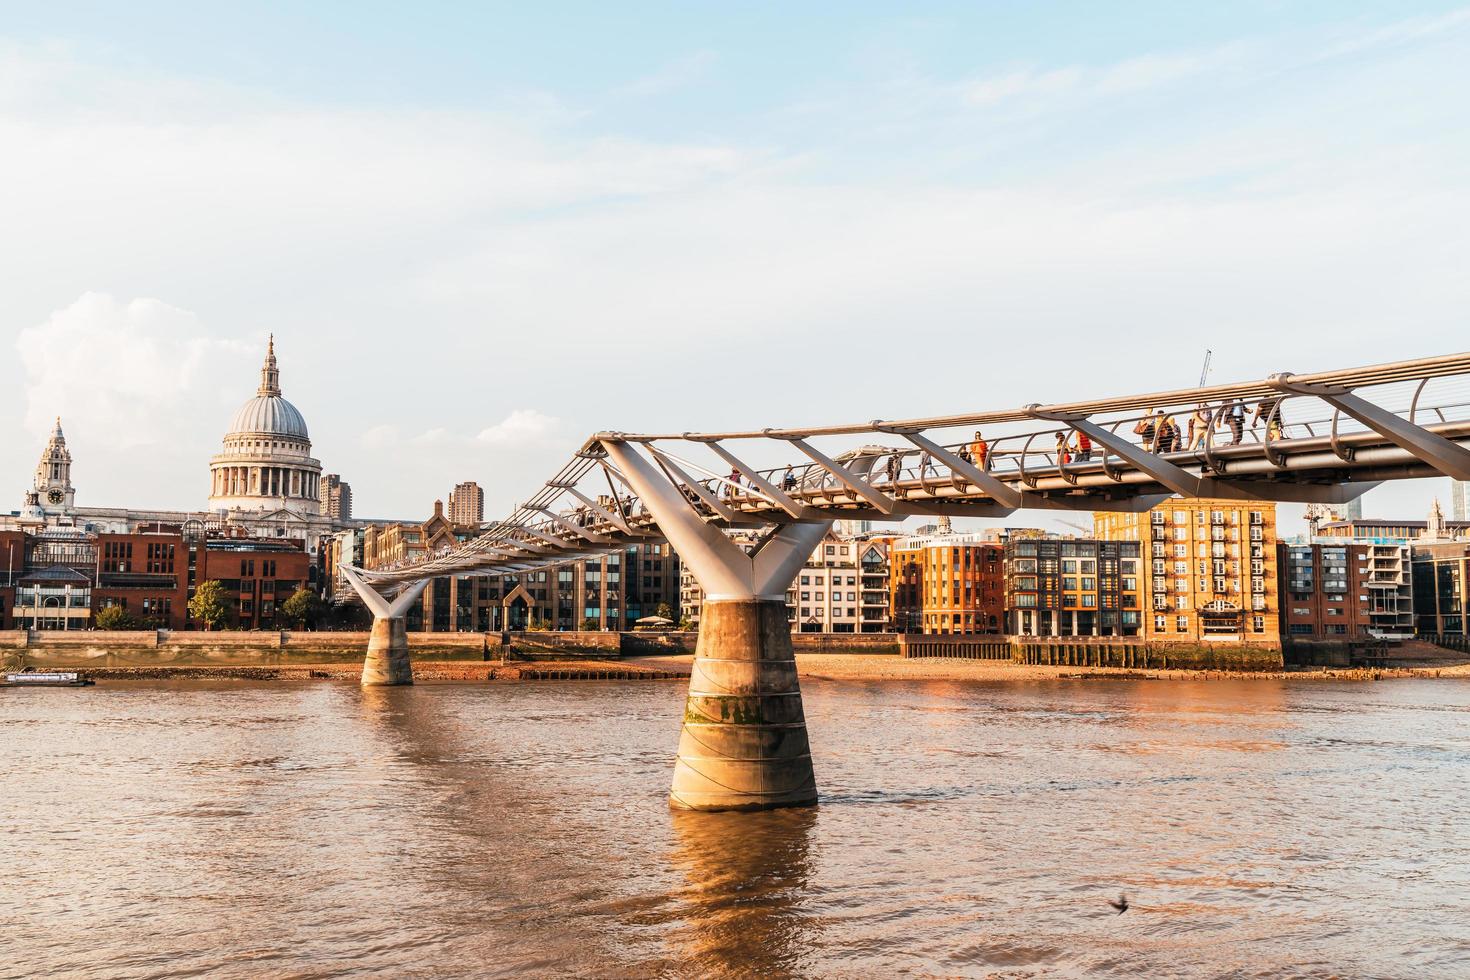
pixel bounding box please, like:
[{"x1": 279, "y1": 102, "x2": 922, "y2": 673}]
[
  {"x1": 340, "y1": 566, "x2": 430, "y2": 686},
  {"x1": 603, "y1": 440, "x2": 832, "y2": 811}
]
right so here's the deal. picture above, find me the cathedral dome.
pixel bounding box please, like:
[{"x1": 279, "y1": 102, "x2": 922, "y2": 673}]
[
  {"x1": 209, "y1": 336, "x2": 324, "y2": 517},
  {"x1": 223, "y1": 335, "x2": 309, "y2": 440},
  {"x1": 227, "y1": 394, "x2": 309, "y2": 439}
]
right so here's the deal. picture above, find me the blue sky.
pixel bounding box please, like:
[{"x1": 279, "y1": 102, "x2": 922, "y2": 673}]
[{"x1": 2, "y1": 2, "x2": 1469, "y2": 525}]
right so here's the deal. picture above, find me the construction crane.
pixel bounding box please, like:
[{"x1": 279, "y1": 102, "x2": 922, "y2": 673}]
[
  {"x1": 1056, "y1": 518, "x2": 1092, "y2": 536},
  {"x1": 1198, "y1": 349, "x2": 1213, "y2": 387}
]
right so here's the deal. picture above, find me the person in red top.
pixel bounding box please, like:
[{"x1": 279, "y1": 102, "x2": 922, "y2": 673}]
[
  {"x1": 1074, "y1": 430, "x2": 1092, "y2": 461},
  {"x1": 1054, "y1": 430, "x2": 1071, "y2": 466}
]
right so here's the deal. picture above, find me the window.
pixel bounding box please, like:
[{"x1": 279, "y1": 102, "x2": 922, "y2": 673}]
[
  {"x1": 1175, "y1": 596, "x2": 1188, "y2": 610},
  {"x1": 1176, "y1": 615, "x2": 1189, "y2": 632}
]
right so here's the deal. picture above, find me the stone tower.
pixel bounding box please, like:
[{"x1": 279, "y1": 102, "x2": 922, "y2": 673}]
[{"x1": 31, "y1": 417, "x2": 76, "y2": 513}]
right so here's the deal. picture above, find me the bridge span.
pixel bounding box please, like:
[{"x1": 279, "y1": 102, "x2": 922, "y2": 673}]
[{"x1": 343, "y1": 352, "x2": 1470, "y2": 810}]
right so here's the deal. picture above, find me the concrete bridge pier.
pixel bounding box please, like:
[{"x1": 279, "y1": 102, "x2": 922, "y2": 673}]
[
  {"x1": 339, "y1": 567, "x2": 429, "y2": 687},
  {"x1": 603, "y1": 440, "x2": 832, "y2": 811}
]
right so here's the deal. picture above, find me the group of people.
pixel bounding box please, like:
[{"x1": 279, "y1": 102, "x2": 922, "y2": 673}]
[{"x1": 1130, "y1": 396, "x2": 1284, "y2": 454}]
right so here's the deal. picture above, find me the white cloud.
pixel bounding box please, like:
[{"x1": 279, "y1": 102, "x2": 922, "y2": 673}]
[
  {"x1": 15, "y1": 292, "x2": 249, "y2": 447},
  {"x1": 477, "y1": 409, "x2": 560, "y2": 446}
]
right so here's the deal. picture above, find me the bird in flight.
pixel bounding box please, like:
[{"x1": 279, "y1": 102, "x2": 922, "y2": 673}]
[{"x1": 1108, "y1": 892, "x2": 1129, "y2": 915}]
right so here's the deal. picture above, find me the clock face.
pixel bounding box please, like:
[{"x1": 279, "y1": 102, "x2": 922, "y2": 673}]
[{"x1": 47, "y1": 489, "x2": 64, "y2": 505}]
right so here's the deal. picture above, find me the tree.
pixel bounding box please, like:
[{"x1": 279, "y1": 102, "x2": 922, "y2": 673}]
[
  {"x1": 579, "y1": 617, "x2": 600, "y2": 632},
  {"x1": 95, "y1": 606, "x2": 139, "y2": 631},
  {"x1": 281, "y1": 587, "x2": 324, "y2": 630},
  {"x1": 655, "y1": 602, "x2": 674, "y2": 621},
  {"x1": 189, "y1": 580, "x2": 230, "y2": 631}
]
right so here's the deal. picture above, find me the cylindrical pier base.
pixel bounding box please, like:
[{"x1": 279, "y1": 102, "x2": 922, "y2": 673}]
[
  {"x1": 362, "y1": 616, "x2": 413, "y2": 686},
  {"x1": 670, "y1": 598, "x2": 817, "y2": 811}
]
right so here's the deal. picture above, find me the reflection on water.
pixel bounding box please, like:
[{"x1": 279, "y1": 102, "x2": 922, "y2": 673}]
[
  {"x1": 3, "y1": 676, "x2": 1470, "y2": 977},
  {"x1": 666, "y1": 808, "x2": 817, "y2": 978}
]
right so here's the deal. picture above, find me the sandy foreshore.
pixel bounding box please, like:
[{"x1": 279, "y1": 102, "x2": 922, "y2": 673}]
[
  {"x1": 3, "y1": 659, "x2": 687, "y2": 683},
  {"x1": 10, "y1": 653, "x2": 1470, "y2": 684},
  {"x1": 629, "y1": 653, "x2": 1470, "y2": 683}
]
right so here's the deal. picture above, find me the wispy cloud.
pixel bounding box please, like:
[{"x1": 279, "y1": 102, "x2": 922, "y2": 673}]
[{"x1": 612, "y1": 50, "x2": 718, "y2": 99}]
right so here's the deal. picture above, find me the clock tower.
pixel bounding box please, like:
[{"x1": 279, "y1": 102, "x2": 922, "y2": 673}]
[{"x1": 31, "y1": 417, "x2": 76, "y2": 514}]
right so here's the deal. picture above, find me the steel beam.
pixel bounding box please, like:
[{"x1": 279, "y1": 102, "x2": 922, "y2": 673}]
[
  {"x1": 699, "y1": 441, "x2": 821, "y2": 520},
  {"x1": 1269, "y1": 373, "x2": 1470, "y2": 481}
]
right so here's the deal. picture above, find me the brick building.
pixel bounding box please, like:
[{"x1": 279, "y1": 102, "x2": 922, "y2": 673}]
[
  {"x1": 1095, "y1": 499, "x2": 1279, "y2": 644},
  {"x1": 1277, "y1": 543, "x2": 1374, "y2": 641},
  {"x1": 198, "y1": 538, "x2": 312, "y2": 629},
  {"x1": 94, "y1": 530, "x2": 191, "y2": 629},
  {"x1": 888, "y1": 532, "x2": 1003, "y2": 634}
]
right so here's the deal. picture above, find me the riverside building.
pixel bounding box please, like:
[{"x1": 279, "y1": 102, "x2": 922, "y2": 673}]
[
  {"x1": 1094, "y1": 499, "x2": 1279, "y2": 644},
  {"x1": 888, "y1": 531, "x2": 1003, "y2": 634},
  {"x1": 1003, "y1": 536, "x2": 1142, "y2": 637}
]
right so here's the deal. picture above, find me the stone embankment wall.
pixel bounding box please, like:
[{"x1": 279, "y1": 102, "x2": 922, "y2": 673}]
[
  {"x1": 1, "y1": 630, "x2": 487, "y2": 669},
  {"x1": 4, "y1": 628, "x2": 1277, "y2": 671},
  {"x1": 900, "y1": 633, "x2": 1284, "y2": 671}
]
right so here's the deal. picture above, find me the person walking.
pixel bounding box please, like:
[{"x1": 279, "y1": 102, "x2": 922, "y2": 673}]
[
  {"x1": 725, "y1": 467, "x2": 741, "y2": 500},
  {"x1": 1134, "y1": 409, "x2": 1161, "y2": 451},
  {"x1": 970, "y1": 431, "x2": 989, "y2": 469},
  {"x1": 885, "y1": 453, "x2": 902, "y2": 485},
  {"x1": 782, "y1": 465, "x2": 797, "y2": 491},
  {"x1": 1054, "y1": 430, "x2": 1071, "y2": 466},
  {"x1": 1188, "y1": 405, "x2": 1212, "y2": 451},
  {"x1": 1073, "y1": 429, "x2": 1092, "y2": 462},
  {"x1": 1222, "y1": 399, "x2": 1245, "y2": 445},
  {"x1": 1156, "y1": 414, "x2": 1178, "y2": 453}
]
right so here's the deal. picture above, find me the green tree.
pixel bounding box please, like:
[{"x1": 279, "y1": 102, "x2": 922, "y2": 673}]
[
  {"x1": 655, "y1": 602, "x2": 674, "y2": 621},
  {"x1": 281, "y1": 587, "x2": 324, "y2": 629},
  {"x1": 95, "y1": 605, "x2": 139, "y2": 630},
  {"x1": 579, "y1": 617, "x2": 600, "y2": 632},
  {"x1": 189, "y1": 580, "x2": 230, "y2": 631}
]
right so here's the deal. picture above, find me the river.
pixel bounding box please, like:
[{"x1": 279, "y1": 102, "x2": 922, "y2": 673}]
[{"x1": 2, "y1": 674, "x2": 1468, "y2": 978}]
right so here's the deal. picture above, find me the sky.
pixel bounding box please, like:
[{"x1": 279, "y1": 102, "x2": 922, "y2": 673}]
[{"x1": 2, "y1": 1, "x2": 1469, "y2": 530}]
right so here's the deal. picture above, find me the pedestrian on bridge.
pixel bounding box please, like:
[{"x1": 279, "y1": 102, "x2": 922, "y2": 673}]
[
  {"x1": 970, "y1": 431, "x2": 989, "y2": 469},
  {"x1": 1221, "y1": 399, "x2": 1245, "y2": 445},
  {"x1": 1073, "y1": 430, "x2": 1092, "y2": 461},
  {"x1": 1054, "y1": 430, "x2": 1072, "y2": 466}
]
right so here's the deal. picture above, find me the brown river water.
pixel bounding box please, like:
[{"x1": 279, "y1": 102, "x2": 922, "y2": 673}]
[{"x1": 2, "y1": 673, "x2": 1469, "y2": 978}]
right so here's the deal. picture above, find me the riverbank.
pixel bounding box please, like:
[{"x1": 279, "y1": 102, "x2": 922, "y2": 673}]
[
  {"x1": 632, "y1": 653, "x2": 1470, "y2": 682},
  {"x1": 10, "y1": 653, "x2": 1470, "y2": 684},
  {"x1": 4, "y1": 660, "x2": 687, "y2": 683}
]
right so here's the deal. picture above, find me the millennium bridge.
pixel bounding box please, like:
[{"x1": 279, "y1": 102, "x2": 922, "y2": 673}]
[{"x1": 343, "y1": 352, "x2": 1470, "y2": 810}]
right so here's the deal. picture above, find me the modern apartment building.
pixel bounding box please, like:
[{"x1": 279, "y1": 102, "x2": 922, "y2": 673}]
[
  {"x1": 1095, "y1": 499, "x2": 1279, "y2": 643},
  {"x1": 787, "y1": 533, "x2": 890, "y2": 633},
  {"x1": 1004, "y1": 537, "x2": 1142, "y2": 636},
  {"x1": 1411, "y1": 542, "x2": 1470, "y2": 636},
  {"x1": 888, "y1": 532, "x2": 1003, "y2": 634}
]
